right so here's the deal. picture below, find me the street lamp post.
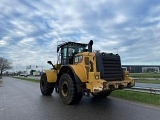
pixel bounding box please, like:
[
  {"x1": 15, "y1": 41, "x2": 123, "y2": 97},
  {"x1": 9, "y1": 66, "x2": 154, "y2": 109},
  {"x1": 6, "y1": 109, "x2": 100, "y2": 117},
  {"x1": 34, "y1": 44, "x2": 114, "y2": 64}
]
[{"x1": 26, "y1": 60, "x2": 27, "y2": 73}]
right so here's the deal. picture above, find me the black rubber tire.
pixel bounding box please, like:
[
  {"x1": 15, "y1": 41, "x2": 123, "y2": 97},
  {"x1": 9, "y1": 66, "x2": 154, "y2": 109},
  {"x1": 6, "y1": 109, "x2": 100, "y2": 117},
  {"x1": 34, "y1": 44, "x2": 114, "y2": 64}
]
[
  {"x1": 91, "y1": 91, "x2": 112, "y2": 98},
  {"x1": 40, "y1": 73, "x2": 54, "y2": 95},
  {"x1": 59, "y1": 73, "x2": 83, "y2": 105}
]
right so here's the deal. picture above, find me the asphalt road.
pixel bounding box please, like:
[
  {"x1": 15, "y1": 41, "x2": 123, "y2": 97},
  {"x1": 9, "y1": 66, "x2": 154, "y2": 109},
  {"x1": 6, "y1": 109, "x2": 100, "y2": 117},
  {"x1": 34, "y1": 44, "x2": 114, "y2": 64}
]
[{"x1": 0, "y1": 77, "x2": 160, "y2": 120}]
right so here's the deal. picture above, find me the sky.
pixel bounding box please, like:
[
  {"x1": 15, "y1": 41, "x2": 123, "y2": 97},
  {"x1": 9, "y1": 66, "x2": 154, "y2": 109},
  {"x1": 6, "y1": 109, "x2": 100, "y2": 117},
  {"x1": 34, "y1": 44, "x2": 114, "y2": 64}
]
[{"x1": 0, "y1": 0, "x2": 160, "y2": 72}]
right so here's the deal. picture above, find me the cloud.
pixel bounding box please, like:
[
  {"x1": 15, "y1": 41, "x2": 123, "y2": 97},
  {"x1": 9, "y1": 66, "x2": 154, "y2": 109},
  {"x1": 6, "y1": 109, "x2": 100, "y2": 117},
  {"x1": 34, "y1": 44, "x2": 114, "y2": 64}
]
[
  {"x1": 0, "y1": 0, "x2": 160, "y2": 72},
  {"x1": 113, "y1": 14, "x2": 128, "y2": 24},
  {"x1": 0, "y1": 40, "x2": 7, "y2": 46},
  {"x1": 19, "y1": 38, "x2": 36, "y2": 45}
]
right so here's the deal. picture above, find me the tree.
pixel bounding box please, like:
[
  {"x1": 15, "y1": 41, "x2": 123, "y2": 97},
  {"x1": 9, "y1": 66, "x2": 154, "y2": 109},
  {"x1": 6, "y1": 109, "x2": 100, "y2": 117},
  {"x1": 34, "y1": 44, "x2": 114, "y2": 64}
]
[{"x1": 0, "y1": 57, "x2": 13, "y2": 76}]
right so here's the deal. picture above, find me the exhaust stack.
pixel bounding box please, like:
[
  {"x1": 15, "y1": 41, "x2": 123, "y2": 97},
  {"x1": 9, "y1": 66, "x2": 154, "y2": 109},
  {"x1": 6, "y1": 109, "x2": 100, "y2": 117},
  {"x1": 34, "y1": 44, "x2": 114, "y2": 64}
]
[{"x1": 88, "y1": 40, "x2": 93, "y2": 52}]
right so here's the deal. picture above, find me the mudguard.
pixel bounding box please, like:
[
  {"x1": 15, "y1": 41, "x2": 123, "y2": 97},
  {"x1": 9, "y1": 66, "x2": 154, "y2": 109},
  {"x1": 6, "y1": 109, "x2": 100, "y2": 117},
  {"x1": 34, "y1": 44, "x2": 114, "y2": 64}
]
[
  {"x1": 45, "y1": 69, "x2": 57, "y2": 83},
  {"x1": 59, "y1": 64, "x2": 87, "y2": 84}
]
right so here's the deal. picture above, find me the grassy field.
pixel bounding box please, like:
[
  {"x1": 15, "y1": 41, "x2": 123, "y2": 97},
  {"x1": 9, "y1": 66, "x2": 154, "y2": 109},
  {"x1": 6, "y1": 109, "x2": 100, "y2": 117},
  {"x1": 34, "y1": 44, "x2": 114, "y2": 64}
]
[
  {"x1": 129, "y1": 73, "x2": 160, "y2": 84},
  {"x1": 130, "y1": 73, "x2": 160, "y2": 78},
  {"x1": 0, "y1": 79, "x2": 2, "y2": 84},
  {"x1": 111, "y1": 90, "x2": 160, "y2": 107},
  {"x1": 135, "y1": 79, "x2": 160, "y2": 84}
]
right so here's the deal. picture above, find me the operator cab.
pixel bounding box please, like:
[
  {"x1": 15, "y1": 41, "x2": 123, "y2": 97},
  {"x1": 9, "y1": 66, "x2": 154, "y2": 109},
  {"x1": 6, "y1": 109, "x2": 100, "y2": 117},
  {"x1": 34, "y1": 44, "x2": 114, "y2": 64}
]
[{"x1": 57, "y1": 42, "x2": 88, "y2": 65}]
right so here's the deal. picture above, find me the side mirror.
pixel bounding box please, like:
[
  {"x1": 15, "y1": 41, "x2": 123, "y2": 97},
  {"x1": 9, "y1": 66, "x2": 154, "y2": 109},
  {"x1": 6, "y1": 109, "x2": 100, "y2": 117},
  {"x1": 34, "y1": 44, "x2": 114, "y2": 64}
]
[
  {"x1": 88, "y1": 40, "x2": 93, "y2": 52},
  {"x1": 47, "y1": 61, "x2": 57, "y2": 70},
  {"x1": 47, "y1": 61, "x2": 52, "y2": 65}
]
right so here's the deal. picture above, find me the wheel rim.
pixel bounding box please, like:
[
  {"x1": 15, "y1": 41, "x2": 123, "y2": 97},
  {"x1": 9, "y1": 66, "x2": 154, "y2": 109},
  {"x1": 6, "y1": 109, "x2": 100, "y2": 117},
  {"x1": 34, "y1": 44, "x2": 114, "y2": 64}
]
[{"x1": 62, "y1": 81, "x2": 68, "y2": 96}]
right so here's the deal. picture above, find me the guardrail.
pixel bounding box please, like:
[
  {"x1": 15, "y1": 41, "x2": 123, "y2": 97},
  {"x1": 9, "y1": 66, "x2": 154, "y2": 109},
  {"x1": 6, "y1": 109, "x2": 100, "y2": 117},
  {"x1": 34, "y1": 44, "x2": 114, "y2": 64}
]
[{"x1": 125, "y1": 87, "x2": 160, "y2": 95}]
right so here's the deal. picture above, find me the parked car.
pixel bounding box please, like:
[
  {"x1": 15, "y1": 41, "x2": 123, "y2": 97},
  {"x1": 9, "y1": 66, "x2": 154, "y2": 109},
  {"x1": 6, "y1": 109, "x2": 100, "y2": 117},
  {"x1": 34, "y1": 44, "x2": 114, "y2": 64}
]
[{"x1": 19, "y1": 74, "x2": 29, "y2": 77}]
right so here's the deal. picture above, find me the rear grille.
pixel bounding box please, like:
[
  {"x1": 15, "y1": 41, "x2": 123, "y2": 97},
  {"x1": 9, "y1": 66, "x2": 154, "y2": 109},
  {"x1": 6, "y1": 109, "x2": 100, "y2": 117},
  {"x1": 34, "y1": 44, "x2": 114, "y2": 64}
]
[{"x1": 96, "y1": 52, "x2": 123, "y2": 81}]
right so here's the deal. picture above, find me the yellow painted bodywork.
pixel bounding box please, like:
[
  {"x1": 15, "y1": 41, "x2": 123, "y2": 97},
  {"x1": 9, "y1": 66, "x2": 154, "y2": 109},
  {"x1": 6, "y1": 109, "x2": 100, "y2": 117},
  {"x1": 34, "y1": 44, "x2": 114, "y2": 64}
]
[
  {"x1": 45, "y1": 70, "x2": 57, "y2": 83},
  {"x1": 44, "y1": 51, "x2": 134, "y2": 94},
  {"x1": 86, "y1": 71, "x2": 135, "y2": 93},
  {"x1": 73, "y1": 52, "x2": 134, "y2": 93},
  {"x1": 70, "y1": 64, "x2": 87, "y2": 82},
  {"x1": 123, "y1": 71, "x2": 135, "y2": 86}
]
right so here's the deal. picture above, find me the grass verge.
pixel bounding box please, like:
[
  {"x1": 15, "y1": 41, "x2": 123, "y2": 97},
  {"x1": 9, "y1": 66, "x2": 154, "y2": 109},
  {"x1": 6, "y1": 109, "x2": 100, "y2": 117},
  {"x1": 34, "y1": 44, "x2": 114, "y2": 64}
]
[
  {"x1": 135, "y1": 79, "x2": 160, "y2": 84},
  {"x1": 111, "y1": 90, "x2": 160, "y2": 107},
  {"x1": 0, "y1": 78, "x2": 2, "y2": 86},
  {"x1": 13, "y1": 76, "x2": 39, "y2": 83},
  {"x1": 130, "y1": 73, "x2": 160, "y2": 78}
]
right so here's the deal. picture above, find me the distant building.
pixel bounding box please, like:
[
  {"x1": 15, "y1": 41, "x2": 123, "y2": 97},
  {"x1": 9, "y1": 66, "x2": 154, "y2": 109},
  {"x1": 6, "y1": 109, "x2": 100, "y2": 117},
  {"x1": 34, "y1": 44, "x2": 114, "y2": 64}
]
[{"x1": 122, "y1": 65, "x2": 160, "y2": 73}]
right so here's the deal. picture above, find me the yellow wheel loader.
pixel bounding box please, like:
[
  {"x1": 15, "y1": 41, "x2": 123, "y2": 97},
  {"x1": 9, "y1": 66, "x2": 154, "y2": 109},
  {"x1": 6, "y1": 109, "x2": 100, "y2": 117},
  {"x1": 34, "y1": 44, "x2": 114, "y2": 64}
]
[{"x1": 40, "y1": 40, "x2": 135, "y2": 104}]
